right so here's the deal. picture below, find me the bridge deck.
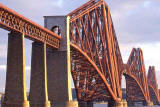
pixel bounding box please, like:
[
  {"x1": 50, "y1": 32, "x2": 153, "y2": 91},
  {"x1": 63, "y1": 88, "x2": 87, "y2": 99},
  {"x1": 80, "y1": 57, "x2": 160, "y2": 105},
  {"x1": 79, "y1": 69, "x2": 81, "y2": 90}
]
[{"x1": 0, "y1": 3, "x2": 61, "y2": 49}]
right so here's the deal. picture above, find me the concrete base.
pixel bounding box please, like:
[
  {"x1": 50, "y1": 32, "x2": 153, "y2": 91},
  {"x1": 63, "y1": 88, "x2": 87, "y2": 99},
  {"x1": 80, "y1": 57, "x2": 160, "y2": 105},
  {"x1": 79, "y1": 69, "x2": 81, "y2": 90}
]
[
  {"x1": 30, "y1": 101, "x2": 50, "y2": 107},
  {"x1": 108, "y1": 101, "x2": 123, "y2": 107},
  {"x1": 78, "y1": 102, "x2": 93, "y2": 107},
  {"x1": 51, "y1": 101, "x2": 78, "y2": 107},
  {"x1": 45, "y1": 101, "x2": 51, "y2": 107},
  {"x1": 122, "y1": 100, "x2": 127, "y2": 107},
  {"x1": 23, "y1": 101, "x2": 30, "y2": 107},
  {"x1": 143, "y1": 101, "x2": 153, "y2": 106},
  {"x1": 2, "y1": 101, "x2": 29, "y2": 107}
]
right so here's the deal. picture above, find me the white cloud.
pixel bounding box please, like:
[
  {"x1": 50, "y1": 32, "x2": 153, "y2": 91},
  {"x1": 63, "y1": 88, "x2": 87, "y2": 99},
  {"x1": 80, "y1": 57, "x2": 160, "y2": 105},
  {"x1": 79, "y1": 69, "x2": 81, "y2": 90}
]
[
  {"x1": 0, "y1": 65, "x2": 6, "y2": 71},
  {"x1": 107, "y1": 0, "x2": 160, "y2": 44},
  {"x1": 139, "y1": 43, "x2": 160, "y2": 70},
  {"x1": 25, "y1": 66, "x2": 31, "y2": 71},
  {"x1": 120, "y1": 42, "x2": 160, "y2": 72},
  {"x1": 143, "y1": 1, "x2": 151, "y2": 8},
  {"x1": 51, "y1": 0, "x2": 63, "y2": 8},
  {"x1": 0, "y1": 45, "x2": 7, "y2": 58}
]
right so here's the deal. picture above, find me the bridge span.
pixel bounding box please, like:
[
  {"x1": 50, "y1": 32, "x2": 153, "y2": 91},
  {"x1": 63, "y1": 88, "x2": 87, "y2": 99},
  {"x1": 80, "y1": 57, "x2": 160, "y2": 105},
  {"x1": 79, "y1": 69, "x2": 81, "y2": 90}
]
[{"x1": 0, "y1": 0, "x2": 159, "y2": 107}]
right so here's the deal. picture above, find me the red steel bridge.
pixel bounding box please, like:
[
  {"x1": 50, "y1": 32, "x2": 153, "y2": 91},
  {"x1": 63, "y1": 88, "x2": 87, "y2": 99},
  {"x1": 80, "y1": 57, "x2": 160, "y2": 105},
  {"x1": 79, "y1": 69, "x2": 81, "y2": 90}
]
[{"x1": 0, "y1": 0, "x2": 159, "y2": 107}]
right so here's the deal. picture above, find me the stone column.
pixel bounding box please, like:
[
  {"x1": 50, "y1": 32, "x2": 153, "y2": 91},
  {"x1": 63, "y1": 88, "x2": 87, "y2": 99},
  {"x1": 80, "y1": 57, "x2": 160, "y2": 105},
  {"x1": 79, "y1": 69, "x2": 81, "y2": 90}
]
[
  {"x1": 2, "y1": 32, "x2": 29, "y2": 107},
  {"x1": 47, "y1": 49, "x2": 78, "y2": 107},
  {"x1": 29, "y1": 42, "x2": 50, "y2": 107},
  {"x1": 44, "y1": 16, "x2": 78, "y2": 107}
]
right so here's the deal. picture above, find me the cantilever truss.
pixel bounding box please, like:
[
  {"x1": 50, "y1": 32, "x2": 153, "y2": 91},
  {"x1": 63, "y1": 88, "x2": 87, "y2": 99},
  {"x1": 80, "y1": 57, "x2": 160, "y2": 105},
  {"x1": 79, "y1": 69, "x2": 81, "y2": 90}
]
[
  {"x1": 148, "y1": 66, "x2": 160, "y2": 105},
  {"x1": 1, "y1": 0, "x2": 158, "y2": 104},
  {"x1": 68, "y1": 0, "x2": 123, "y2": 102},
  {"x1": 125, "y1": 48, "x2": 150, "y2": 102}
]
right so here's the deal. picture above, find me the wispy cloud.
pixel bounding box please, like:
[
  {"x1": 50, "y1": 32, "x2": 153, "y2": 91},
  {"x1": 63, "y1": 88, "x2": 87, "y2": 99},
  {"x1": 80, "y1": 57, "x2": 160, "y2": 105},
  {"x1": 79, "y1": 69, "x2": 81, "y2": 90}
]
[
  {"x1": 107, "y1": 0, "x2": 160, "y2": 44},
  {"x1": 0, "y1": 45, "x2": 7, "y2": 58}
]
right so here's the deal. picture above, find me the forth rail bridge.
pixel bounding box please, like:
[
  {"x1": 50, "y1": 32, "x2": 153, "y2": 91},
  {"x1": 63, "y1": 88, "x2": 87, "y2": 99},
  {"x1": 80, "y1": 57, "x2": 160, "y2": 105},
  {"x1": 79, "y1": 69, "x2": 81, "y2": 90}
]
[{"x1": 0, "y1": 0, "x2": 159, "y2": 107}]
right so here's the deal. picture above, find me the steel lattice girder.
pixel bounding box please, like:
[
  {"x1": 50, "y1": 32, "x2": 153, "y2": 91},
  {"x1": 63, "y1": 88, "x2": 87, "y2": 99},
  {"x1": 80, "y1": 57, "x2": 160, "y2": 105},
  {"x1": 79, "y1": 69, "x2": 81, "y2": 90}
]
[
  {"x1": 0, "y1": 3, "x2": 61, "y2": 49},
  {"x1": 68, "y1": 0, "x2": 123, "y2": 102},
  {"x1": 147, "y1": 66, "x2": 160, "y2": 104},
  {"x1": 125, "y1": 48, "x2": 151, "y2": 103},
  {"x1": 0, "y1": 0, "x2": 160, "y2": 104}
]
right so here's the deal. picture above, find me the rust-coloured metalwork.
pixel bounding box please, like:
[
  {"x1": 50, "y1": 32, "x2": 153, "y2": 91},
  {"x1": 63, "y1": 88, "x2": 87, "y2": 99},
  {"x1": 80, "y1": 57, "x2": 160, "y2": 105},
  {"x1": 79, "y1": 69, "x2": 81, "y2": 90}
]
[
  {"x1": 68, "y1": 0, "x2": 123, "y2": 102},
  {"x1": 0, "y1": 3, "x2": 61, "y2": 49},
  {"x1": 125, "y1": 48, "x2": 151, "y2": 103},
  {"x1": 148, "y1": 66, "x2": 160, "y2": 105},
  {"x1": 0, "y1": 0, "x2": 159, "y2": 104}
]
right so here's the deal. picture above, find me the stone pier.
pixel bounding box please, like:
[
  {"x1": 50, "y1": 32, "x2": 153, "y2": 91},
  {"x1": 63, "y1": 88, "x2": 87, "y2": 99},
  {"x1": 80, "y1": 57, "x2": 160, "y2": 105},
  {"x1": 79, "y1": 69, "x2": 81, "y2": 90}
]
[
  {"x1": 44, "y1": 16, "x2": 78, "y2": 107},
  {"x1": 2, "y1": 32, "x2": 29, "y2": 107},
  {"x1": 78, "y1": 102, "x2": 94, "y2": 107},
  {"x1": 122, "y1": 100, "x2": 127, "y2": 107},
  {"x1": 29, "y1": 42, "x2": 50, "y2": 107},
  {"x1": 143, "y1": 101, "x2": 153, "y2": 106},
  {"x1": 108, "y1": 101, "x2": 124, "y2": 107}
]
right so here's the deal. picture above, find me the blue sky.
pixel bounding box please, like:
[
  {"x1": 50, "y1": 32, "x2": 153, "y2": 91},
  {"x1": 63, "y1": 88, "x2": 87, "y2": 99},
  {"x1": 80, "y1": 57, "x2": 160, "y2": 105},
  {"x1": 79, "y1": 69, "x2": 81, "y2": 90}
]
[{"x1": 0, "y1": 0, "x2": 160, "y2": 92}]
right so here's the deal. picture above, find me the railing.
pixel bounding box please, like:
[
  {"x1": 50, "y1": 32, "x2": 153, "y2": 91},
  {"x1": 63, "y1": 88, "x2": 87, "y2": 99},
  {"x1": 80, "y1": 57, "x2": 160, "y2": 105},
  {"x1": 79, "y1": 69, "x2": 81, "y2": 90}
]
[{"x1": 0, "y1": 3, "x2": 61, "y2": 49}]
